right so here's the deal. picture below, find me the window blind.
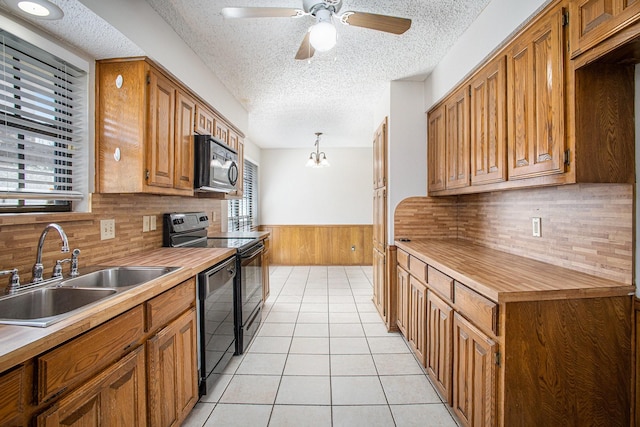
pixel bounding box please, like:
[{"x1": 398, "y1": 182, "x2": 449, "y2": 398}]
[
  {"x1": 228, "y1": 159, "x2": 258, "y2": 231},
  {"x1": 0, "y1": 29, "x2": 87, "y2": 209}
]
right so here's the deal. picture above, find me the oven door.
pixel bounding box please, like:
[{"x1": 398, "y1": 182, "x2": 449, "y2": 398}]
[{"x1": 240, "y1": 242, "x2": 263, "y2": 325}]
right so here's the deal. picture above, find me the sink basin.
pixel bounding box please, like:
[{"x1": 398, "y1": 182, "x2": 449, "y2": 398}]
[
  {"x1": 60, "y1": 266, "x2": 178, "y2": 289},
  {"x1": 0, "y1": 266, "x2": 180, "y2": 327},
  {"x1": 0, "y1": 288, "x2": 116, "y2": 327}
]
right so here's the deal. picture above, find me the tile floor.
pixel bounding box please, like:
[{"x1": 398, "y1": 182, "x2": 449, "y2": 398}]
[{"x1": 183, "y1": 265, "x2": 459, "y2": 427}]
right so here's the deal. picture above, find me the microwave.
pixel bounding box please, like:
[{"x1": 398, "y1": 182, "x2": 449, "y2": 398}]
[{"x1": 194, "y1": 135, "x2": 239, "y2": 193}]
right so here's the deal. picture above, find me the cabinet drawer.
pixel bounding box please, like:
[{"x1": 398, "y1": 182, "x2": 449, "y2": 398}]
[
  {"x1": 397, "y1": 249, "x2": 409, "y2": 270},
  {"x1": 37, "y1": 305, "x2": 145, "y2": 404},
  {"x1": 454, "y1": 282, "x2": 498, "y2": 336},
  {"x1": 427, "y1": 266, "x2": 454, "y2": 301},
  {"x1": 409, "y1": 257, "x2": 427, "y2": 284},
  {"x1": 146, "y1": 278, "x2": 195, "y2": 333},
  {"x1": 0, "y1": 365, "x2": 25, "y2": 425}
]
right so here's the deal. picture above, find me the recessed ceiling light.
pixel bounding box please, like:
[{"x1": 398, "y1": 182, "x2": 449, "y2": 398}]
[{"x1": 3, "y1": 0, "x2": 64, "y2": 20}]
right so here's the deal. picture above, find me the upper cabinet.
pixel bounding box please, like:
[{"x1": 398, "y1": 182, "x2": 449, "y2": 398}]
[
  {"x1": 506, "y1": 7, "x2": 565, "y2": 180},
  {"x1": 373, "y1": 119, "x2": 387, "y2": 189},
  {"x1": 569, "y1": 0, "x2": 640, "y2": 59},
  {"x1": 96, "y1": 57, "x2": 245, "y2": 197},
  {"x1": 427, "y1": 0, "x2": 635, "y2": 197}
]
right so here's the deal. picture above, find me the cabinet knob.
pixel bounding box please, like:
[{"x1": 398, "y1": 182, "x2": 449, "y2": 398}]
[{"x1": 115, "y1": 74, "x2": 123, "y2": 89}]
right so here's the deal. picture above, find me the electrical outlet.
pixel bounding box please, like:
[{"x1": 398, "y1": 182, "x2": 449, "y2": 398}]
[
  {"x1": 150, "y1": 215, "x2": 157, "y2": 231},
  {"x1": 143, "y1": 216, "x2": 150, "y2": 232},
  {"x1": 532, "y1": 217, "x2": 541, "y2": 237},
  {"x1": 100, "y1": 219, "x2": 115, "y2": 240},
  {"x1": 351, "y1": 245, "x2": 356, "y2": 251},
  {"x1": 212, "y1": 210, "x2": 217, "y2": 222}
]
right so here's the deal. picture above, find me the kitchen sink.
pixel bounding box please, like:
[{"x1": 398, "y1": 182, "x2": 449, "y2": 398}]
[
  {"x1": 59, "y1": 266, "x2": 179, "y2": 289},
  {"x1": 0, "y1": 288, "x2": 116, "y2": 327},
  {"x1": 0, "y1": 266, "x2": 180, "y2": 327}
]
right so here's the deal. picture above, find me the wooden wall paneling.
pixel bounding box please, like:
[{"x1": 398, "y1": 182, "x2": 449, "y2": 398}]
[
  {"x1": 0, "y1": 194, "x2": 223, "y2": 280},
  {"x1": 502, "y1": 296, "x2": 632, "y2": 426},
  {"x1": 260, "y1": 225, "x2": 373, "y2": 265}
]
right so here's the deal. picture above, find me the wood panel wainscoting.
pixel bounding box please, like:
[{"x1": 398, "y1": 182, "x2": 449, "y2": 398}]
[
  {"x1": 0, "y1": 193, "x2": 223, "y2": 279},
  {"x1": 259, "y1": 225, "x2": 373, "y2": 265},
  {"x1": 636, "y1": 298, "x2": 640, "y2": 427}
]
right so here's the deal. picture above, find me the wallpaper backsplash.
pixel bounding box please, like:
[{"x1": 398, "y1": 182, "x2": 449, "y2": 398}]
[
  {"x1": 395, "y1": 184, "x2": 633, "y2": 284},
  {"x1": 0, "y1": 193, "x2": 223, "y2": 283}
]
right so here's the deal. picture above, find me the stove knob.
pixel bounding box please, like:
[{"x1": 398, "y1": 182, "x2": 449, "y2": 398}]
[{"x1": 200, "y1": 215, "x2": 208, "y2": 222}]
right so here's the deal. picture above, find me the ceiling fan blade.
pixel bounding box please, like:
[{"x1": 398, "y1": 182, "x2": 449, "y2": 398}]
[
  {"x1": 295, "y1": 31, "x2": 315, "y2": 60},
  {"x1": 221, "y1": 7, "x2": 304, "y2": 19},
  {"x1": 341, "y1": 11, "x2": 411, "y2": 34}
]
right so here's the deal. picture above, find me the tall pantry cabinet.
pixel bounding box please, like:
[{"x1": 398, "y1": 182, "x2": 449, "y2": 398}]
[{"x1": 372, "y1": 118, "x2": 391, "y2": 328}]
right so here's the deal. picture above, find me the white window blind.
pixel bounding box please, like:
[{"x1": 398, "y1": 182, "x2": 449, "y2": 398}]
[
  {"x1": 228, "y1": 160, "x2": 258, "y2": 231},
  {"x1": 0, "y1": 29, "x2": 87, "y2": 210}
]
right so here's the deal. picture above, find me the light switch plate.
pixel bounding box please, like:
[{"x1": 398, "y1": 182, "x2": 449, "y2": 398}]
[
  {"x1": 532, "y1": 217, "x2": 541, "y2": 237},
  {"x1": 143, "y1": 216, "x2": 150, "y2": 232},
  {"x1": 150, "y1": 215, "x2": 157, "y2": 231},
  {"x1": 101, "y1": 219, "x2": 115, "y2": 240}
]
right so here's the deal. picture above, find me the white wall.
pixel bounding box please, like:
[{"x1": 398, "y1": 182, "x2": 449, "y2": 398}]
[
  {"x1": 425, "y1": 0, "x2": 549, "y2": 108},
  {"x1": 78, "y1": 0, "x2": 248, "y2": 134},
  {"x1": 260, "y1": 148, "x2": 372, "y2": 225}
]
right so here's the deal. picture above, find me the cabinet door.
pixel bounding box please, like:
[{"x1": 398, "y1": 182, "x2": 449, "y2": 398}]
[
  {"x1": 408, "y1": 277, "x2": 427, "y2": 366},
  {"x1": 37, "y1": 346, "x2": 147, "y2": 427},
  {"x1": 235, "y1": 138, "x2": 245, "y2": 197},
  {"x1": 427, "y1": 291, "x2": 453, "y2": 405},
  {"x1": 0, "y1": 365, "x2": 25, "y2": 426},
  {"x1": 262, "y1": 238, "x2": 270, "y2": 302},
  {"x1": 569, "y1": 0, "x2": 640, "y2": 58},
  {"x1": 228, "y1": 130, "x2": 239, "y2": 152},
  {"x1": 174, "y1": 91, "x2": 195, "y2": 191},
  {"x1": 453, "y1": 313, "x2": 497, "y2": 427},
  {"x1": 396, "y1": 266, "x2": 410, "y2": 337},
  {"x1": 195, "y1": 104, "x2": 215, "y2": 135},
  {"x1": 147, "y1": 308, "x2": 198, "y2": 427},
  {"x1": 507, "y1": 8, "x2": 565, "y2": 180},
  {"x1": 470, "y1": 56, "x2": 507, "y2": 185},
  {"x1": 214, "y1": 119, "x2": 229, "y2": 145},
  {"x1": 373, "y1": 187, "x2": 386, "y2": 253},
  {"x1": 427, "y1": 105, "x2": 446, "y2": 193},
  {"x1": 373, "y1": 248, "x2": 386, "y2": 319},
  {"x1": 373, "y1": 119, "x2": 387, "y2": 189},
  {"x1": 146, "y1": 69, "x2": 176, "y2": 189},
  {"x1": 445, "y1": 87, "x2": 470, "y2": 189}
]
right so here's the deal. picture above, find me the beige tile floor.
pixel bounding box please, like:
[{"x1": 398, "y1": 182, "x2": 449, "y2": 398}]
[{"x1": 183, "y1": 265, "x2": 459, "y2": 427}]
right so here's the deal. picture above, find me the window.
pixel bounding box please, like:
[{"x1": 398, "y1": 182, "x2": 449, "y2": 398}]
[
  {"x1": 0, "y1": 29, "x2": 87, "y2": 212},
  {"x1": 228, "y1": 160, "x2": 258, "y2": 231}
]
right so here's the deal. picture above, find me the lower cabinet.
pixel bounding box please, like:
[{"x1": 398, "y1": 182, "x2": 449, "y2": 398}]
[
  {"x1": 373, "y1": 248, "x2": 386, "y2": 318},
  {"x1": 408, "y1": 277, "x2": 427, "y2": 366},
  {"x1": 396, "y1": 265, "x2": 410, "y2": 336},
  {"x1": 452, "y1": 313, "x2": 497, "y2": 427},
  {"x1": 147, "y1": 307, "x2": 198, "y2": 427},
  {"x1": 37, "y1": 346, "x2": 147, "y2": 427},
  {"x1": 0, "y1": 365, "x2": 25, "y2": 426},
  {"x1": 262, "y1": 237, "x2": 271, "y2": 302},
  {"x1": 426, "y1": 290, "x2": 453, "y2": 405}
]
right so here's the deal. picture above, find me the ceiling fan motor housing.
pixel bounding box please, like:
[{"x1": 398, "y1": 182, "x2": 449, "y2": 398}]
[{"x1": 303, "y1": 0, "x2": 342, "y2": 15}]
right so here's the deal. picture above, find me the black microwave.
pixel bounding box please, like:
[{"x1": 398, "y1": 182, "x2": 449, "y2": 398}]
[{"x1": 194, "y1": 135, "x2": 239, "y2": 193}]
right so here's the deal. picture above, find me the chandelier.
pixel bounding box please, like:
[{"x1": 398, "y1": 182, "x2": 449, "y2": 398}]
[{"x1": 305, "y1": 132, "x2": 330, "y2": 168}]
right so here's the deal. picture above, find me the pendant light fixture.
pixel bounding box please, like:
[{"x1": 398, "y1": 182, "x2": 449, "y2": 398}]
[{"x1": 306, "y1": 132, "x2": 330, "y2": 168}]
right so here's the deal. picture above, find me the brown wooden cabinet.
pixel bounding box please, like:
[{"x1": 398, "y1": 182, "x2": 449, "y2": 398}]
[
  {"x1": 96, "y1": 58, "x2": 194, "y2": 196},
  {"x1": 408, "y1": 276, "x2": 427, "y2": 366},
  {"x1": 373, "y1": 248, "x2": 386, "y2": 318},
  {"x1": 470, "y1": 56, "x2": 507, "y2": 185},
  {"x1": 445, "y1": 86, "x2": 470, "y2": 190},
  {"x1": 373, "y1": 119, "x2": 387, "y2": 189},
  {"x1": 426, "y1": 290, "x2": 453, "y2": 405},
  {"x1": 262, "y1": 237, "x2": 271, "y2": 303},
  {"x1": 507, "y1": 7, "x2": 565, "y2": 180},
  {"x1": 147, "y1": 307, "x2": 198, "y2": 427},
  {"x1": 396, "y1": 264, "x2": 410, "y2": 337},
  {"x1": 234, "y1": 137, "x2": 245, "y2": 198},
  {"x1": 569, "y1": 0, "x2": 640, "y2": 58},
  {"x1": 373, "y1": 188, "x2": 386, "y2": 254},
  {"x1": 37, "y1": 345, "x2": 147, "y2": 427},
  {"x1": 214, "y1": 119, "x2": 229, "y2": 145},
  {"x1": 427, "y1": 105, "x2": 446, "y2": 192},
  {"x1": 0, "y1": 365, "x2": 25, "y2": 426},
  {"x1": 453, "y1": 313, "x2": 497, "y2": 427},
  {"x1": 195, "y1": 104, "x2": 215, "y2": 135}
]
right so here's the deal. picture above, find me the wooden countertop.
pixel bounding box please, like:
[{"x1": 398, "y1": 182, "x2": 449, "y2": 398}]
[
  {"x1": 0, "y1": 247, "x2": 235, "y2": 373},
  {"x1": 396, "y1": 239, "x2": 634, "y2": 303}
]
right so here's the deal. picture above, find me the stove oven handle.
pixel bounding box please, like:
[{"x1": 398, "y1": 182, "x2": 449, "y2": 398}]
[{"x1": 241, "y1": 243, "x2": 264, "y2": 259}]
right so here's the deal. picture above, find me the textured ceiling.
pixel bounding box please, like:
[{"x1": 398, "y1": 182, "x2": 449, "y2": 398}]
[{"x1": 0, "y1": 0, "x2": 491, "y2": 149}]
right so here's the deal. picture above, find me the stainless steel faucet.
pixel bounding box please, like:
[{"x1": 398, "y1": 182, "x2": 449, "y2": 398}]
[{"x1": 32, "y1": 223, "x2": 70, "y2": 283}]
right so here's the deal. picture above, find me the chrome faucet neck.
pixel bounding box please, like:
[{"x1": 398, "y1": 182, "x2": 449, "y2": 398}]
[{"x1": 33, "y1": 223, "x2": 70, "y2": 283}]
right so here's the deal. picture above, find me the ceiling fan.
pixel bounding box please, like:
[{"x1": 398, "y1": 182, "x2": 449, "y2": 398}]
[{"x1": 221, "y1": 0, "x2": 412, "y2": 60}]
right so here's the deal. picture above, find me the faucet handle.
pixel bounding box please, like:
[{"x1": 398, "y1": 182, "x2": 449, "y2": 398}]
[
  {"x1": 70, "y1": 249, "x2": 80, "y2": 277},
  {"x1": 53, "y1": 259, "x2": 69, "y2": 278},
  {"x1": 0, "y1": 269, "x2": 20, "y2": 291}
]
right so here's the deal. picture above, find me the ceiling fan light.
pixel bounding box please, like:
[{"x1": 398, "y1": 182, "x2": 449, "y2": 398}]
[
  {"x1": 5, "y1": 0, "x2": 64, "y2": 19},
  {"x1": 309, "y1": 21, "x2": 337, "y2": 52}
]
